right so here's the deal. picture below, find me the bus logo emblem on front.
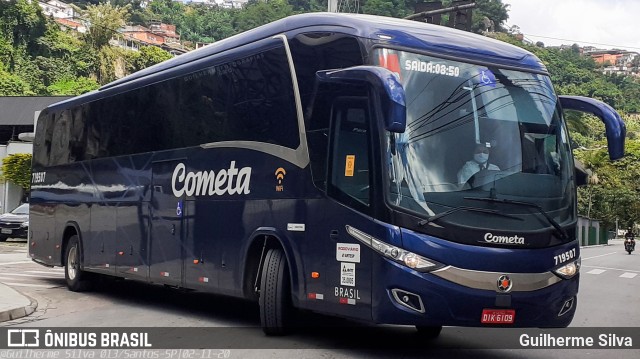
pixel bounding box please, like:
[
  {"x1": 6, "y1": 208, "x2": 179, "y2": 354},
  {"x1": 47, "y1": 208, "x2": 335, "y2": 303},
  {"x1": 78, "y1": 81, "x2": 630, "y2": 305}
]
[{"x1": 497, "y1": 275, "x2": 512, "y2": 292}]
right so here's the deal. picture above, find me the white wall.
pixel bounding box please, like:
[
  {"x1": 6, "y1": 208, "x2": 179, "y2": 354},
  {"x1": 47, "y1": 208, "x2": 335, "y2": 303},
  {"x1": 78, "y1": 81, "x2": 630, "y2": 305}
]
[{"x1": 0, "y1": 145, "x2": 5, "y2": 213}]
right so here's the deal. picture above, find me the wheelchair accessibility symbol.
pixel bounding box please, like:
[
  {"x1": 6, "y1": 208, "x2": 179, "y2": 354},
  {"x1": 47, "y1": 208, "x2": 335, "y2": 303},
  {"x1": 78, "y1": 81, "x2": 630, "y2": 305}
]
[
  {"x1": 176, "y1": 201, "x2": 183, "y2": 217},
  {"x1": 478, "y1": 69, "x2": 496, "y2": 87}
]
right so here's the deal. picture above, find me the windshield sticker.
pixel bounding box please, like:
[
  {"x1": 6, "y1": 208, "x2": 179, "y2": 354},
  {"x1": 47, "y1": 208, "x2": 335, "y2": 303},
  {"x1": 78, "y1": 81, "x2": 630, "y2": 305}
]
[
  {"x1": 404, "y1": 60, "x2": 460, "y2": 77},
  {"x1": 340, "y1": 262, "x2": 356, "y2": 287},
  {"x1": 477, "y1": 69, "x2": 497, "y2": 87},
  {"x1": 345, "y1": 155, "x2": 355, "y2": 177}
]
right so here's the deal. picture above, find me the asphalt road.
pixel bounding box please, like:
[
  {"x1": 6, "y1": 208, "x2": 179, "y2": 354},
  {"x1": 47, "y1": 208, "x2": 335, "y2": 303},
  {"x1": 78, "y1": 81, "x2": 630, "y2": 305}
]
[{"x1": 0, "y1": 238, "x2": 638, "y2": 358}]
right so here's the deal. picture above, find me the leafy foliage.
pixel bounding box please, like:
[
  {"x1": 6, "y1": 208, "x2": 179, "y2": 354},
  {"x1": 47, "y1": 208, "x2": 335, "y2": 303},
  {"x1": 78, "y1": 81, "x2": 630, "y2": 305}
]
[
  {"x1": 575, "y1": 135, "x2": 640, "y2": 230},
  {"x1": 0, "y1": 67, "x2": 34, "y2": 95},
  {"x1": 1, "y1": 153, "x2": 32, "y2": 191},
  {"x1": 235, "y1": 0, "x2": 294, "y2": 33},
  {"x1": 47, "y1": 77, "x2": 99, "y2": 95},
  {"x1": 128, "y1": 45, "x2": 173, "y2": 72},
  {"x1": 83, "y1": 3, "x2": 131, "y2": 49}
]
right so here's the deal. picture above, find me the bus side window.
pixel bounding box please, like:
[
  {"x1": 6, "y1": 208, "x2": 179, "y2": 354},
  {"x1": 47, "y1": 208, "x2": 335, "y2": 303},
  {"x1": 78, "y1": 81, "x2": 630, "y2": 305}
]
[
  {"x1": 328, "y1": 97, "x2": 371, "y2": 211},
  {"x1": 69, "y1": 105, "x2": 87, "y2": 162},
  {"x1": 49, "y1": 110, "x2": 71, "y2": 166},
  {"x1": 33, "y1": 113, "x2": 54, "y2": 167}
]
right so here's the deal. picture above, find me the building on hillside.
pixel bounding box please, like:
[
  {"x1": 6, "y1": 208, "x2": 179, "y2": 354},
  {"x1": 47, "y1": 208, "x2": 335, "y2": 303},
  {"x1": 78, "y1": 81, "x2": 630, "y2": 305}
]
[
  {"x1": 161, "y1": 42, "x2": 189, "y2": 56},
  {"x1": 173, "y1": 0, "x2": 248, "y2": 8},
  {"x1": 55, "y1": 17, "x2": 87, "y2": 34},
  {"x1": 218, "y1": 0, "x2": 247, "y2": 9},
  {"x1": 0, "y1": 96, "x2": 72, "y2": 212},
  {"x1": 38, "y1": 0, "x2": 76, "y2": 19},
  {"x1": 111, "y1": 24, "x2": 189, "y2": 55},
  {"x1": 120, "y1": 25, "x2": 166, "y2": 47},
  {"x1": 149, "y1": 22, "x2": 181, "y2": 44},
  {"x1": 589, "y1": 50, "x2": 639, "y2": 76},
  {"x1": 591, "y1": 52, "x2": 621, "y2": 66}
]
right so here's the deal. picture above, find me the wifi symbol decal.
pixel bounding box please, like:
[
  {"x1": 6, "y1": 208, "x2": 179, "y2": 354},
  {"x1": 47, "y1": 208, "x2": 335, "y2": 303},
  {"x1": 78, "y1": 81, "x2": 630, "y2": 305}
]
[{"x1": 275, "y1": 167, "x2": 286, "y2": 192}]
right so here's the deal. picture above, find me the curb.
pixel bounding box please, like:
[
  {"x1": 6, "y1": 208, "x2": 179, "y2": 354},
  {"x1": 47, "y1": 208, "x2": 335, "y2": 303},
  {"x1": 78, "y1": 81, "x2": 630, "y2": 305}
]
[{"x1": 0, "y1": 289, "x2": 38, "y2": 323}]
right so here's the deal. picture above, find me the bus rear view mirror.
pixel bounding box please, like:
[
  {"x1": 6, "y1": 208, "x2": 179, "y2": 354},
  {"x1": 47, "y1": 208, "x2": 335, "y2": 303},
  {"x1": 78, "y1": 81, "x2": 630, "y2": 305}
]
[
  {"x1": 559, "y1": 95, "x2": 626, "y2": 160},
  {"x1": 316, "y1": 66, "x2": 406, "y2": 133}
]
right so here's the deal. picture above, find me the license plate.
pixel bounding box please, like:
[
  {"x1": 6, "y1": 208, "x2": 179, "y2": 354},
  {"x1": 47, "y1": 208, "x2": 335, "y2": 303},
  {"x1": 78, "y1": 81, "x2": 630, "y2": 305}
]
[
  {"x1": 1, "y1": 228, "x2": 12, "y2": 234},
  {"x1": 481, "y1": 309, "x2": 515, "y2": 324}
]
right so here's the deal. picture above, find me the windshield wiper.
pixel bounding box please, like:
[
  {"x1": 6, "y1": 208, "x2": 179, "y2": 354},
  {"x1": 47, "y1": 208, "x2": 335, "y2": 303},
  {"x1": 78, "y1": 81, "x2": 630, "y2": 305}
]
[
  {"x1": 418, "y1": 206, "x2": 520, "y2": 226},
  {"x1": 464, "y1": 196, "x2": 569, "y2": 240}
]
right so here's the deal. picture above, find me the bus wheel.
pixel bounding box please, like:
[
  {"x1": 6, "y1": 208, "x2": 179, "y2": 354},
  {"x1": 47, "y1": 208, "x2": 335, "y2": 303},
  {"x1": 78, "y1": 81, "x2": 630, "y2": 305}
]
[
  {"x1": 415, "y1": 325, "x2": 442, "y2": 339},
  {"x1": 65, "y1": 235, "x2": 92, "y2": 292},
  {"x1": 259, "y1": 248, "x2": 292, "y2": 336}
]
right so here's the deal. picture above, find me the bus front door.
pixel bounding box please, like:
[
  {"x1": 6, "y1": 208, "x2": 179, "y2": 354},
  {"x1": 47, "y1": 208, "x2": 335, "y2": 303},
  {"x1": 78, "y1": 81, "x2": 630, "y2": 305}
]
[
  {"x1": 149, "y1": 159, "x2": 185, "y2": 287},
  {"x1": 305, "y1": 96, "x2": 374, "y2": 320}
]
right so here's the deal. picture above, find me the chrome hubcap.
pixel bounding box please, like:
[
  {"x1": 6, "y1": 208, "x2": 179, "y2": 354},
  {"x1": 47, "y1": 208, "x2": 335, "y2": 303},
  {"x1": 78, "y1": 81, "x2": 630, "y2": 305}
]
[{"x1": 67, "y1": 245, "x2": 77, "y2": 280}]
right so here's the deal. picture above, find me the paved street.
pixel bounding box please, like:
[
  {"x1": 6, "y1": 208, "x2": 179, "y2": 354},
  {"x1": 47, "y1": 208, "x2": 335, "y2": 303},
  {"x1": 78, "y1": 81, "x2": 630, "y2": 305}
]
[{"x1": 0, "y1": 239, "x2": 638, "y2": 358}]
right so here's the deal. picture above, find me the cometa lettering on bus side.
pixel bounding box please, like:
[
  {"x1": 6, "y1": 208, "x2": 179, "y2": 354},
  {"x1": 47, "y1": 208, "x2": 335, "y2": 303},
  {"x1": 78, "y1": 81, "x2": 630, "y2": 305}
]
[{"x1": 171, "y1": 161, "x2": 251, "y2": 197}]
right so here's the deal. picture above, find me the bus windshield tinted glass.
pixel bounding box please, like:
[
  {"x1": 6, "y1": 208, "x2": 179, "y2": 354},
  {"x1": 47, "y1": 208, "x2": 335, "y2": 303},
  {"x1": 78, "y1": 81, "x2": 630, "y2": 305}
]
[{"x1": 375, "y1": 49, "x2": 575, "y2": 232}]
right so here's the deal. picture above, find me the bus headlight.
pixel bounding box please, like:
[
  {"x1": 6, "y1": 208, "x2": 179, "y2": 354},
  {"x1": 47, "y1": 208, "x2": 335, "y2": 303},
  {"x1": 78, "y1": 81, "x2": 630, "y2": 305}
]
[
  {"x1": 346, "y1": 225, "x2": 443, "y2": 272},
  {"x1": 553, "y1": 258, "x2": 581, "y2": 279}
]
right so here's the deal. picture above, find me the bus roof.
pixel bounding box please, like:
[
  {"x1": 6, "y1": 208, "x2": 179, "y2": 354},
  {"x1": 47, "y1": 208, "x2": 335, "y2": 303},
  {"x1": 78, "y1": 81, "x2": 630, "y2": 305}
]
[{"x1": 46, "y1": 12, "x2": 545, "y2": 111}]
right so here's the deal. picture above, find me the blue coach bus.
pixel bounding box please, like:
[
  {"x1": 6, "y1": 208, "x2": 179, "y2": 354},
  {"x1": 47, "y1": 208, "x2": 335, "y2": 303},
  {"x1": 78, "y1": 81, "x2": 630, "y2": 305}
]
[{"x1": 29, "y1": 13, "x2": 625, "y2": 337}]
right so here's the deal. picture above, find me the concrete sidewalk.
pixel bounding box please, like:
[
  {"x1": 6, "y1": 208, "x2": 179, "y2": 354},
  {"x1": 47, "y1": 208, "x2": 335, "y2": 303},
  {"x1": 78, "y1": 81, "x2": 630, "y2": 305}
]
[{"x1": 0, "y1": 282, "x2": 37, "y2": 322}]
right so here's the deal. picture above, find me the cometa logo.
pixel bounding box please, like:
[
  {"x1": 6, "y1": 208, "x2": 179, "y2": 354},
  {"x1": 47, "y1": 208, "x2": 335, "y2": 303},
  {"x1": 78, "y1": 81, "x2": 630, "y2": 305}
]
[
  {"x1": 484, "y1": 233, "x2": 525, "y2": 245},
  {"x1": 171, "y1": 161, "x2": 251, "y2": 197},
  {"x1": 275, "y1": 167, "x2": 286, "y2": 192}
]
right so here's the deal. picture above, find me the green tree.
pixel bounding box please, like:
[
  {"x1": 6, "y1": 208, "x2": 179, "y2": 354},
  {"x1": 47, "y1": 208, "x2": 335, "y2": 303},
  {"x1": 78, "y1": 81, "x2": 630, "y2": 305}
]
[
  {"x1": 234, "y1": 0, "x2": 294, "y2": 33},
  {"x1": 575, "y1": 138, "x2": 640, "y2": 230},
  {"x1": 97, "y1": 46, "x2": 129, "y2": 84},
  {"x1": 363, "y1": 0, "x2": 410, "y2": 18},
  {"x1": 47, "y1": 77, "x2": 99, "y2": 95},
  {"x1": 0, "y1": 67, "x2": 34, "y2": 95},
  {"x1": 469, "y1": 0, "x2": 509, "y2": 33},
  {"x1": 38, "y1": 25, "x2": 97, "y2": 78},
  {"x1": 0, "y1": 0, "x2": 47, "y2": 52},
  {"x1": 147, "y1": 0, "x2": 186, "y2": 26},
  {"x1": 399, "y1": 0, "x2": 510, "y2": 33},
  {"x1": 0, "y1": 0, "x2": 48, "y2": 91},
  {"x1": 129, "y1": 45, "x2": 172, "y2": 72},
  {"x1": 1, "y1": 153, "x2": 32, "y2": 200},
  {"x1": 289, "y1": 0, "x2": 326, "y2": 13},
  {"x1": 83, "y1": 2, "x2": 131, "y2": 49}
]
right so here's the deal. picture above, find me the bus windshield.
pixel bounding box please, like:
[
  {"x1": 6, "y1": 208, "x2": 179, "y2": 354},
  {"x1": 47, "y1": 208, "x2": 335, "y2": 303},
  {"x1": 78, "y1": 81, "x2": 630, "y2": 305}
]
[{"x1": 376, "y1": 49, "x2": 575, "y2": 235}]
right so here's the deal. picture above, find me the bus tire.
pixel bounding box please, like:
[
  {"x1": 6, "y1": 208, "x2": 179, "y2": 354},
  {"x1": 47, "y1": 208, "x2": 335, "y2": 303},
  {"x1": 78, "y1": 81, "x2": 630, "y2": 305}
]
[
  {"x1": 415, "y1": 325, "x2": 442, "y2": 339},
  {"x1": 65, "y1": 235, "x2": 92, "y2": 292},
  {"x1": 259, "y1": 248, "x2": 292, "y2": 336}
]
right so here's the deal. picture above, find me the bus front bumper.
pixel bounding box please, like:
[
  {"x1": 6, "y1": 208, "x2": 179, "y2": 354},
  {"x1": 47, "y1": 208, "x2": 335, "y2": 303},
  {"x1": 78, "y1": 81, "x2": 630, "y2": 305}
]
[{"x1": 372, "y1": 257, "x2": 578, "y2": 328}]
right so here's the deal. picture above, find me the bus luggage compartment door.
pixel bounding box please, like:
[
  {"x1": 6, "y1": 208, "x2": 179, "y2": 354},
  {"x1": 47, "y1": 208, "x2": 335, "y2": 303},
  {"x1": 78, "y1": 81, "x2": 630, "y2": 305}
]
[{"x1": 149, "y1": 159, "x2": 185, "y2": 287}]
